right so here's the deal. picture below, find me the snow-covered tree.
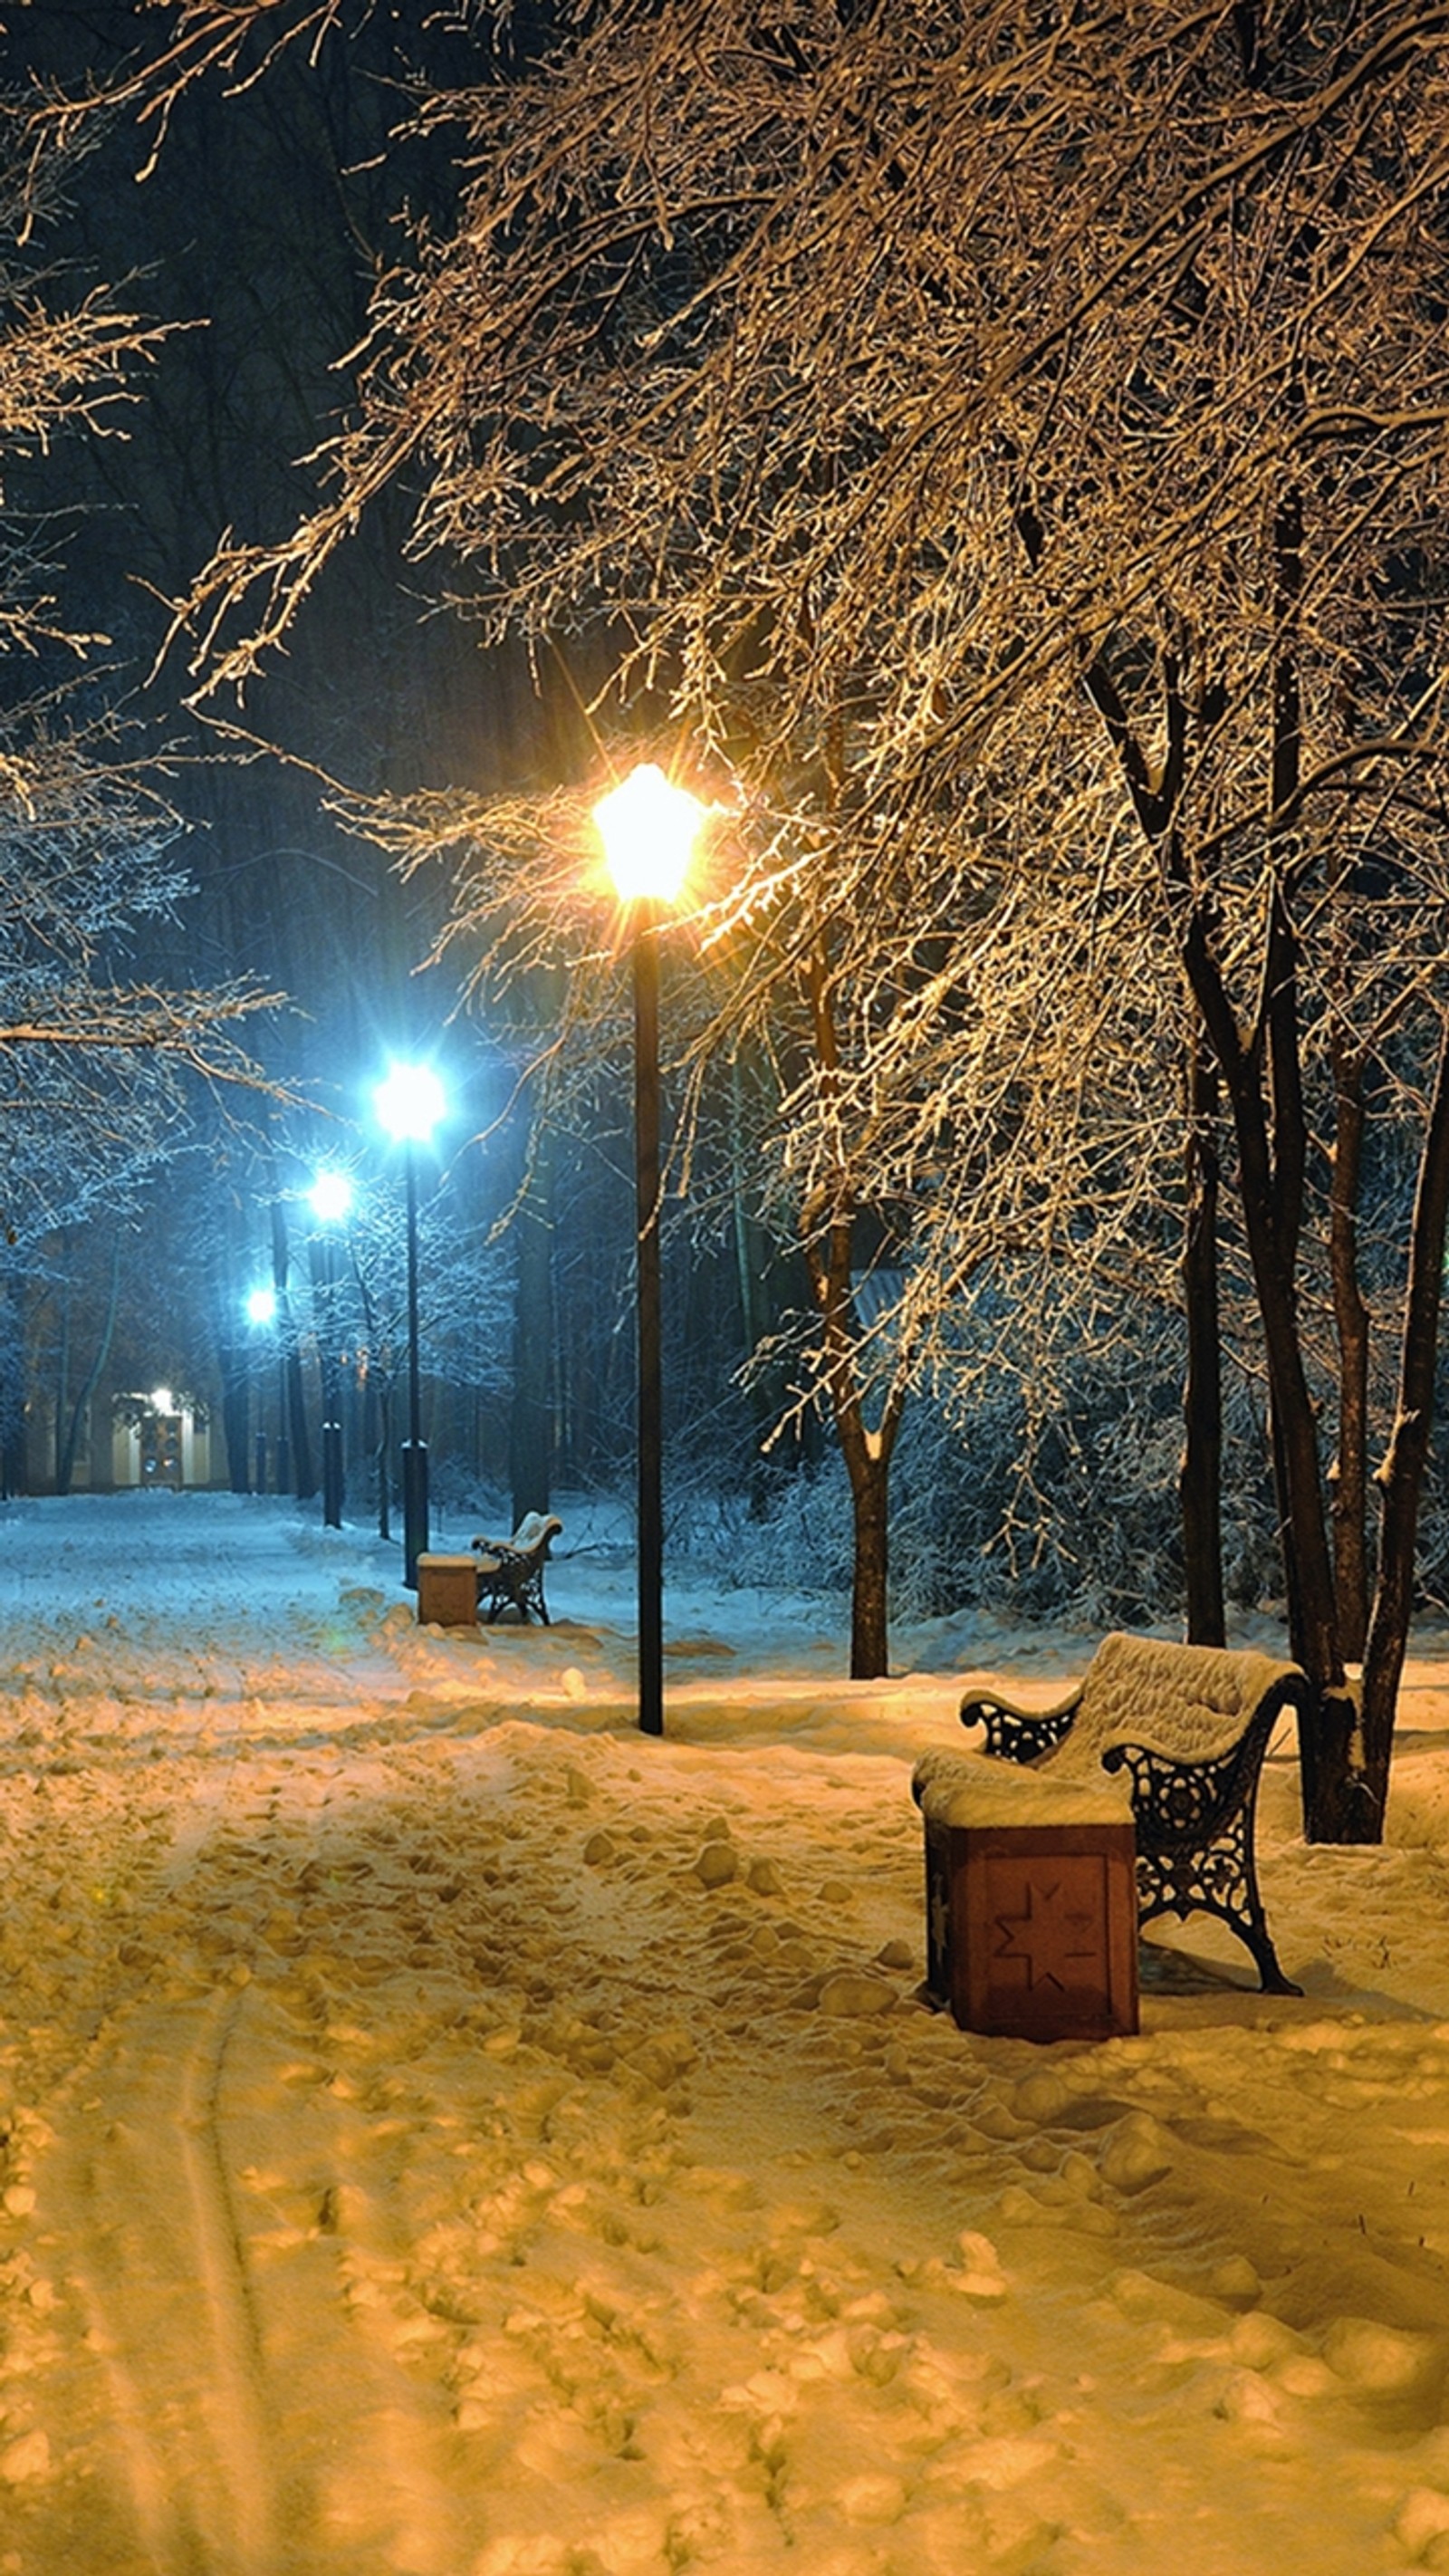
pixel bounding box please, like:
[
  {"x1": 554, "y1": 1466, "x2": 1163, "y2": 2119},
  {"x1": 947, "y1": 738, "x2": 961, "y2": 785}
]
[
  {"x1": 0, "y1": 68, "x2": 284, "y2": 1471},
  {"x1": 0, "y1": 718, "x2": 281, "y2": 1242},
  {"x1": 154, "y1": 0, "x2": 1449, "y2": 1831}
]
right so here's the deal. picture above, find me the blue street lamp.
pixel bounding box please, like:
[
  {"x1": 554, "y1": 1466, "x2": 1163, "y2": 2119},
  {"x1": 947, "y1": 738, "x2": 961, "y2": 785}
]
[
  {"x1": 592, "y1": 763, "x2": 707, "y2": 1737},
  {"x1": 372, "y1": 1062, "x2": 446, "y2": 1587},
  {"x1": 309, "y1": 1170, "x2": 353, "y2": 1529}
]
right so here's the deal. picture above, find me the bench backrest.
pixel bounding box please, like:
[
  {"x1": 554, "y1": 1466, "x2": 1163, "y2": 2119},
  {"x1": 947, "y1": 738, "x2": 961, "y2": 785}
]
[
  {"x1": 509, "y1": 1511, "x2": 562, "y2": 1559},
  {"x1": 1046, "y1": 1629, "x2": 1304, "y2": 1772}
]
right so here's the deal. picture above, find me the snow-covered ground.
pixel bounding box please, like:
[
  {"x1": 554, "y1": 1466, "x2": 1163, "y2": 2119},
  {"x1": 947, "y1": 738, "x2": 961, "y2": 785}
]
[{"x1": 2, "y1": 1489, "x2": 1449, "y2": 2576}]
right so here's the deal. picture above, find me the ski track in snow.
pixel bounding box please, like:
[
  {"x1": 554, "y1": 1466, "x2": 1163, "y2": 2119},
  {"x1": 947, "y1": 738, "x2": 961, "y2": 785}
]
[{"x1": 2, "y1": 1498, "x2": 1449, "y2": 2571}]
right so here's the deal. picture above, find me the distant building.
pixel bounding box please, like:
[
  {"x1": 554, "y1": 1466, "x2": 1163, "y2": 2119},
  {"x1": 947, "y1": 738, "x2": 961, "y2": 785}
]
[{"x1": 110, "y1": 1391, "x2": 213, "y2": 1491}]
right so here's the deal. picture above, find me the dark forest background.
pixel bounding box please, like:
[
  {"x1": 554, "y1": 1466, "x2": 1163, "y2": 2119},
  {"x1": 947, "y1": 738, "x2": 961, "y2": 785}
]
[{"x1": 1, "y1": 0, "x2": 825, "y2": 1586}]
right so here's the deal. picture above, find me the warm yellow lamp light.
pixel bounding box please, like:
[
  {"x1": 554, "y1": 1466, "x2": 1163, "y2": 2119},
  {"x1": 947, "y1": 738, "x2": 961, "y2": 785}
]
[{"x1": 592, "y1": 764, "x2": 706, "y2": 906}]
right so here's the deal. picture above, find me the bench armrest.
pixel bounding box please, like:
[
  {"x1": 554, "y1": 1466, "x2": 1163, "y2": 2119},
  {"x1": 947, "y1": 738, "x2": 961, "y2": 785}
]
[
  {"x1": 959, "y1": 1681, "x2": 1084, "y2": 1764},
  {"x1": 1099, "y1": 1671, "x2": 1300, "y2": 1837},
  {"x1": 1099, "y1": 1735, "x2": 1250, "y2": 1836}
]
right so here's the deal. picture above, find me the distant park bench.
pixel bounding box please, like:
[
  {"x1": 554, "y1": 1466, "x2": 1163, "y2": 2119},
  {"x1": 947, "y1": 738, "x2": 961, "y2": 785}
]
[
  {"x1": 913, "y1": 1629, "x2": 1310, "y2": 1994},
  {"x1": 470, "y1": 1511, "x2": 563, "y2": 1625}
]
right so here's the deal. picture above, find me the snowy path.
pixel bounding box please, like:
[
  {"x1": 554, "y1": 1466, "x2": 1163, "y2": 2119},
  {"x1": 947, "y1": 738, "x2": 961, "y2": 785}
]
[{"x1": 2, "y1": 1495, "x2": 1449, "y2": 2573}]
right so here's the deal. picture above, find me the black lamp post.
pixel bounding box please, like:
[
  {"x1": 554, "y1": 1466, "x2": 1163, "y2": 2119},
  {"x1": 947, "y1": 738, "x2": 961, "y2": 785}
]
[
  {"x1": 592, "y1": 764, "x2": 706, "y2": 1737},
  {"x1": 373, "y1": 1062, "x2": 446, "y2": 1588},
  {"x1": 309, "y1": 1170, "x2": 352, "y2": 1529}
]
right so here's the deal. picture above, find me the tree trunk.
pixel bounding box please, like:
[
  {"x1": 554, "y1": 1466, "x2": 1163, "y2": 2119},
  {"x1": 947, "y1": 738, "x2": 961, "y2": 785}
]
[
  {"x1": 1266, "y1": 1391, "x2": 1307, "y2": 1669},
  {"x1": 56, "y1": 1230, "x2": 122, "y2": 1498},
  {"x1": 1181, "y1": 903, "x2": 1351, "y2": 1833},
  {"x1": 1181, "y1": 1015, "x2": 1225, "y2": 1644},
  {"x1": 348, "y1": 1251, "x2": 392, "y2": 1539},
  {"x1": 847, "y1": 1440, "x2": 890, "y2": 1680},
  {"x1": 1263, "y1": 470, "x2": 1310, "y2": 1659},
  {"x1": 509, "y1": 1121, "x2": 555, "y2": 1526},
  {"x1": 0, "y1": 1278, "x2": 27, "y2": 1498},
  {"x1": 376, "y1": 1377, "x2": 394, "y2": 1542},
  {"x1": 53, "y1": 1253, "x2": 72, "y2": 1496},
  {"x1": 218, "y1": 1307, "x2": 252, "y2": 1495},
  {"x1": 1356, "y1": 1014, "x2": 1449, "y2": 1831},
  {"x1": 1258, "y1": 478, "x2": 1364, "y2": 1835},
  {"x1": 800, "y1": 938, "x2": 907, "y2": 1680},
  {"x1": 728, "y1": 1055, "x2": 786, "y2": 1513},
  {"x1": 1233, "y1": 1110, "x2": 1354, "y2": 1834},
  {"x1": 1328, "y1": 1038, "x2": 1370, "y2": 1659},
  {"x1": 222, "y1": 1374, "x2": 252, "y2": 1493},
  {"x1": 273, "y1": 1199, "x2": 313, "y2": 1500}
]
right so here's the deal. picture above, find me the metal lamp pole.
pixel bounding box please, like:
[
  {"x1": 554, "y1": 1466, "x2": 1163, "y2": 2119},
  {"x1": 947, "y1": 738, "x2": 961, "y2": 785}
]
[
  {"x1": 592, "y1": 764, "x2": 706, "y2": 1738},
  {"x1": 244, "y1": 1284, "x2": 276, "y2": 1494},
  {"x1": 321, "y1": 1233, "x2": 344, "y2": 1527},
  {"x1": 310, "y1": 1171, "x2": 352, "y2": 1530},
  {"x1": 401, "y1": 1139, "x2": 427, "y2": 1586},
  {"x1": 630, "y1": 906, "x2": 665, "y2": 1736},
  {"x1": 373, "y1": 1062, "x2": 446, "y2": 1591}
]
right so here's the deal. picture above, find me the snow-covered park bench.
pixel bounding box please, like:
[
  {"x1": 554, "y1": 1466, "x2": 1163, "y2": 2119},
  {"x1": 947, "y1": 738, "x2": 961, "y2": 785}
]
[
  {"x1": 470, "y1": 1511, "x2": 563, "y2": 1625},
  {"x1": 913, "y1": 1630, "x2": 1310, "y2": 1998}
]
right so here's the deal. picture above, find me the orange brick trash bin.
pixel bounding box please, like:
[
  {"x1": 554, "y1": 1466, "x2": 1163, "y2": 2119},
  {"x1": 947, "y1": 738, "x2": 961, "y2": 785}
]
[
  {"x1": 912, "y1": 1751, "x2": 1139, "y2": 2042},
  {"x1": 416, "y1": 1553, "x2": 480, "y2": 1627}
]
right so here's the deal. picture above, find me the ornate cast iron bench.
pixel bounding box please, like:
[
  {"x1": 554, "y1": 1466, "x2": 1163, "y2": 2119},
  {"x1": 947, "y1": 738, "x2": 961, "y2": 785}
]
[
  {"x1": 936, "y1": 1630, "x2": 1310, "y2": 1994},
  {"x1": 469, "y1": 1512, "x2": 563, "y2": 1625}
]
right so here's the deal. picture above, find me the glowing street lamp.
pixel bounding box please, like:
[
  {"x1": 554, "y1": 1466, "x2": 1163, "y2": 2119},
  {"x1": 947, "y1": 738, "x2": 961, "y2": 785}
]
[
  {"x1": 592, "y1": 762, "x2": 707, "y2": 1737},
  {"x1": 309, "y1": 1170, "x2": 354, "y2": 1529},
  {"x1": 372, "y1": 1062, "x2": 446, "y2": 1587},
  {"x1": 310, "y1": 1170, "x2": 352, "y2": 1226}
]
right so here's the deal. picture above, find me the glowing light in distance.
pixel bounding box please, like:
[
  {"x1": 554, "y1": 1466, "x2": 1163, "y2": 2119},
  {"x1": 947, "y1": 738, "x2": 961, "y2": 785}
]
[
  {"x1": 310, "y1": 1170, "x2": 353, "y2": 1224},
  {"x1": 592, "y1": 764, "x2": 706, "y2": 906},
  {"x1": 150, "y1": 1387, "x2": 175, "y2": 1416},
  {"x1": 245, "y1": 1287, "x2": 276, "y2": 1327},
  {"x1": 373, "y1": 1062, "x2": 446, "y2": 1145}
]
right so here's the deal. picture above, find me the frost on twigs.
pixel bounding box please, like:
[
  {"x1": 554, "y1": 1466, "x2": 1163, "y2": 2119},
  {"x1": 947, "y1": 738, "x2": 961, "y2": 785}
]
[{"x1": 0, "y1": 91, "x2": 292, "y2": 1240}]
